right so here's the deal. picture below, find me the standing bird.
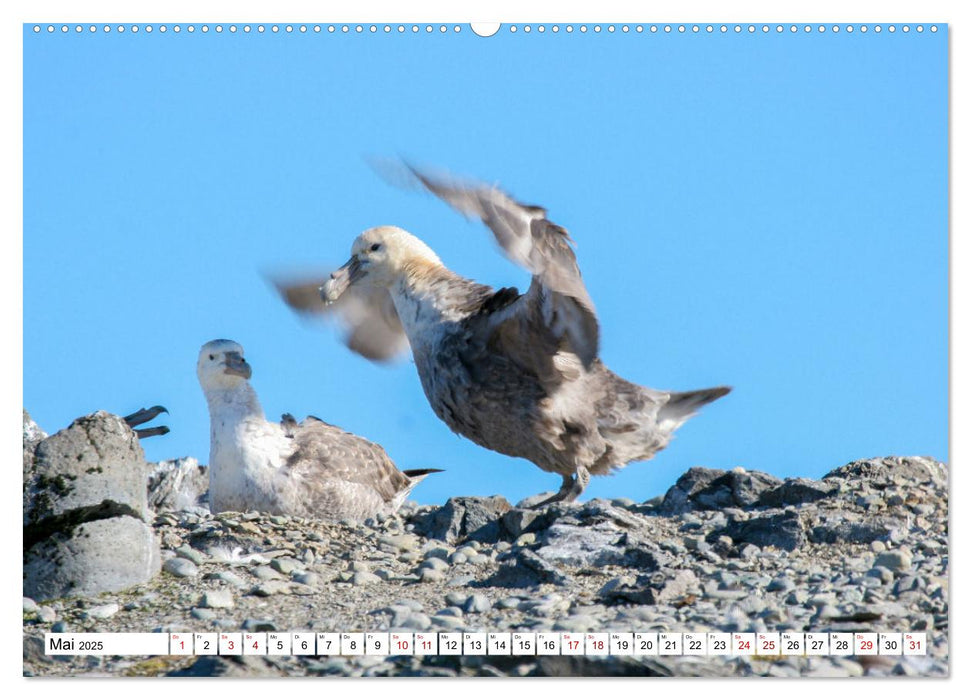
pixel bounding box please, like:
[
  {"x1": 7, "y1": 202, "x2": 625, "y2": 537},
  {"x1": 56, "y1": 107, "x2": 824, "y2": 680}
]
[
  {"x1": 197, "y1": 339, "x2": 439, "y2": 521},
  {"x1": 276, "y1": 166, "x2": 730, "y2": 506}
]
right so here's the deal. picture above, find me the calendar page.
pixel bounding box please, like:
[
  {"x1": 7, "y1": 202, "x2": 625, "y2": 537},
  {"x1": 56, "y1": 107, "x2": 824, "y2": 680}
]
[{"x1": 22, "y1": 4, "x2": 949, "y2": 682}]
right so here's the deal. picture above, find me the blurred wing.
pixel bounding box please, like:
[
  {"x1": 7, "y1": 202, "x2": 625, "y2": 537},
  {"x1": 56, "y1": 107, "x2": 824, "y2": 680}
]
[
  {"x1": 269, "y1": 273, "x2": 409, "y2": 362},
  {"x1": 401, "y1": 164, "x2": 599, "y2": 367}
]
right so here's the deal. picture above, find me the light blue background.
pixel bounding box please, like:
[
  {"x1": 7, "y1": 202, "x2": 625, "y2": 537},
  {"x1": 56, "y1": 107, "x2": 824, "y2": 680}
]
[{"x1": 24, "y1": 24, "x2": 948, "y2": 506}]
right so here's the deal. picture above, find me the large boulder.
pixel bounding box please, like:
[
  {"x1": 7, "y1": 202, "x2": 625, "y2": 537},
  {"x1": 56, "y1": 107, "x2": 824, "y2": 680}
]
[{"x1": 23, "y1": 410, "x2": 161, "y2": 601}]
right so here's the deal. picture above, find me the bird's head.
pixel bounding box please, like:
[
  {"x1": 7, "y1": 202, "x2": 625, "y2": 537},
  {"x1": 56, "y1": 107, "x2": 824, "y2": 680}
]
[
  {"x1": 321, "y1": 225, "x2": 442, "y2": 302},
  {"x1": 197, "y1": 339, "x2": 253, "y2": 392}
]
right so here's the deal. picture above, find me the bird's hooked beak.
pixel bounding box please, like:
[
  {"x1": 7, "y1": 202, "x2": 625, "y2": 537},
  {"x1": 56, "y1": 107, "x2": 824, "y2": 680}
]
[
  {"x1": 321, "y1": 255, "x2": 364, "y2": 304},
  {"x1": 223, "y1": 351, "x2": 252, "y2": 379}
]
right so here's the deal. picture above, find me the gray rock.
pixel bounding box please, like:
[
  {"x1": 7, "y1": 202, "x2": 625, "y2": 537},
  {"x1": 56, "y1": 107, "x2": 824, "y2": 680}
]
[
  {"x1": 810, "y1": 518, "x2": 906, "y2": 545},
  {"x1": 84, "y1": 603, "x2": 120, "y2": 619},
  {"x1": 242, "y1": 619, "x2": 277, "y2": 632},
  {"x1": 270, "y1": 557, "x2": 303, "y2": 575},
  {"x1": 874, "y1": 550, "x2": 913, "y2": 572},
  {"x1": 599, "y1": 568, "x2": 699, "y2": 606},
  {"x1": 408, "y1": 496, "x2": 512, "y2": 544},
  {"x1": 660, "y1": 467, "x2": 781, "y2": 514},
  {"x1": 211, "y1": 571, "x2": 247, "y2": 588},
  {"x1": 463, "y1": 594, "x2": 492, "y2": 613},
  {"x1": 174, "y1": 545, "x2": 206, "y2": 565},
  {"x1": 759, "y1": 478, "x2": 837, "y2": 507},
  {"x1": 825, "y1": 456, "x2": 947, "y2": 489},
  {"x1": 252, "y1": 580, "x2": 291, "y2": 596},
  {"x1": 293, "y1": 571, "x2": 320, "y2": 587},
  {"x1": 147, "y1": 457, "x2": 209, "y2": 512},
  {"x1": 24, "y1": 411, "x2": 150, "y2": 526},
  {"x1": 200, "y1": 589, "x2": 234, "y2": 609},
  {"x1": 23, "y1": 411, "x2": 161, "y2": 601},
  {"x1": 535, "y1": 521, "x2": 626, "y2": 567},
  {"x1": 23, "y1": 597, "x2": 39, "y2": 614},
  {"x1": 351, "y1": 571, "x2": 381, "y2": 586},
  {"x1": 163, "y1": 557, "x2": 199, "y2": 578},
  {"x1": 719, "y1": 512, "x2": 805, "y2": 551},
  {"x1": 25, "y1": 516, "x2": 161, "y2": 600}
]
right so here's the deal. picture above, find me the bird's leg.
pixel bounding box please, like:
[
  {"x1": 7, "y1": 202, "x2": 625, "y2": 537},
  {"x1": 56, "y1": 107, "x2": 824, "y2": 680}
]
[
  {"x1": 528, "y1": 466, "x2": 591, "y2": 508},
  {"x1": 123, "y1": 405, "x2": 168, "y2": 428},
  {"x1": 134, "y1": 426, "x2": 170, "y2": 439},
  {"x1": 123, "y1": 406, "x2": 169, "y2": 439}
]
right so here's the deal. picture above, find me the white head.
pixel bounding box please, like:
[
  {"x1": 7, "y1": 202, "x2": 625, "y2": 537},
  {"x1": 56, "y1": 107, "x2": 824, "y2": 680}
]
[
  {"x1": 322, "y1": 226, "x2": 443, "y2": 301},
  {"x1": 197, "y1": 339, "x2": 253, "y2": 394}
]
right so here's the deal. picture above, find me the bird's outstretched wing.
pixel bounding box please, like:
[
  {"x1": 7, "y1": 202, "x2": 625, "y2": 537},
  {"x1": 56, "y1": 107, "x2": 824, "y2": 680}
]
[
  {"x1": 269, "y1": 272, "x2": 410, "y2": 362},
  {"x1": 395, "y1": 164, "x2": 600, "y2": 368}
]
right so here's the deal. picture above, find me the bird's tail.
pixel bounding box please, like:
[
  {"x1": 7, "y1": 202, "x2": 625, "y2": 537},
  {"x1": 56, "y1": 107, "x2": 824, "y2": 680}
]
[
  {"x1": 660, "y1": 386, "x2": 732, "y2": 423},
  {"x1": 403, "y1": 468, "x2": 445, "y2": 482}
]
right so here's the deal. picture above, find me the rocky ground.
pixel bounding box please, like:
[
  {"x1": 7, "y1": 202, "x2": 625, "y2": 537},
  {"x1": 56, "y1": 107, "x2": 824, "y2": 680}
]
[{"x1": 23, "y1": 420, "x2": 949, "y2": 678}]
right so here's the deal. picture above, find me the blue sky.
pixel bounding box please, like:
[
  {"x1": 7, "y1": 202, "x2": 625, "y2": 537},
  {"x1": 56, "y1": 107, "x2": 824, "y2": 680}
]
[{"x1": 23, "y1": 23, "x2": 948, "y2": 507}]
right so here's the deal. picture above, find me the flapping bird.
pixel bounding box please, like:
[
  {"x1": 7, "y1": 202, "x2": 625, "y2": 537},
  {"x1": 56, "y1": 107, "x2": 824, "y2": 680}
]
[
  {"x1": 197, "y1": 338, "x2": 439, "y2": 521},
  {"x1": 276, "y1": 166, "x2": 730, "y2": 506}
]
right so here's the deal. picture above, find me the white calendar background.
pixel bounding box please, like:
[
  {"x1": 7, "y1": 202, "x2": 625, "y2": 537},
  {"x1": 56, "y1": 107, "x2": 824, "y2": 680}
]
[{"x1": 45, "y1": 631, "x2": 927, "y2": 657}]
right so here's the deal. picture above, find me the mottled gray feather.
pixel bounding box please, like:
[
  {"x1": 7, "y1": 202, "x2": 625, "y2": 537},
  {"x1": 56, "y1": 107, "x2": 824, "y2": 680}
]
[{"x1": 271, "y1": 273, "x2": 409, "y2": 361}]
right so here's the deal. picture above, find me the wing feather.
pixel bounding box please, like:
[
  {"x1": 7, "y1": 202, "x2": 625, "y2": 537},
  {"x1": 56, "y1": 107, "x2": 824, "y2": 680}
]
[
  {"x1": 402, "y1": 165, "x2": 600, "y2": 367},
  {"x1": 270, "y1": 273, "x2": 409, "y2": 362},
  {"x1": 283, "y1": 417, "x2": 411, "y2": 505}
]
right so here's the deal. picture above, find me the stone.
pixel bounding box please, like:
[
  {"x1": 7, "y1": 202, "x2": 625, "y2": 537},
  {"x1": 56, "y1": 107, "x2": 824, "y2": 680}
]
[
  {"x1": 463, "y1": 594, "x2": 492, "y2": 614},
  {"x1": 719, "y1": 512, "x2": 805, "y2": 552},
  {"x1": 759, "y1": 478, "x2": 836, "y2": 507},
  {"x1": 24, "y1": 411, "x2": 150, "y2": 526},
  {"x1": 408, "y1": 496, "x2": 512, "y2": 544},
  {"x1": 534, "y1": 521, "x2": 626, "y2": 568},
  {"x1": 163, "y1": 557, "x2": 199, "y2": 578},
  {"x1": 660, "y1": 467, "x2": 781, "y2": 513},
  {"x1": 147, "y1": 457, "x2": 209, "y2": 512},
  {"x1": 84, "y1": 603, "x2": 120, "y2": 619},
  {"x1": 25, "y1": 516, "x2": 162, "y2": 600},
  {"x1": 22, "y1": 411, "x2": 161, "y2": 601},
  {"x1": 874, "y1": 550, "x2": 913, "y2": 572},
  {"x1": 200, "y1": 590, "x2": 234, "y2": 609}
]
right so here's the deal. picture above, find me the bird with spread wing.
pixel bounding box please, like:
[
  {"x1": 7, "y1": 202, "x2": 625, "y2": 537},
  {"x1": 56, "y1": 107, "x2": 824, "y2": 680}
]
[{"x1": 275, "y1": 165, "x2": 730, "y2": 506}]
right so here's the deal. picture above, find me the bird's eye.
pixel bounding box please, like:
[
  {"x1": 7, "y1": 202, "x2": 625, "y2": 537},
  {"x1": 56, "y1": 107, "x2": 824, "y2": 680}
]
[
  {"x1": 370, "y1": 243, "x2": 381, "y2": 252},
  {"x1": 209, "y1": 354, "x2": 215, "y2": 361}
]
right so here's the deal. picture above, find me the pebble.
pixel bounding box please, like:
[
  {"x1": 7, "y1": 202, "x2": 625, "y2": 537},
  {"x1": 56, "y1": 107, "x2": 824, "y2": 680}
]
[
  {"x1": 200, "y1": 590, "x2": 234, "y2": 609},
  {"x1": 23, "y1": 597, "x2": 39, "y2": 614},
  {"x1": 211, "y1": 571, "x2": 248, "y2": 588},
  {"x1": 24, "y1": 455, "x2": 948, "y2": 680},
  {"x1": 420, "y1": 557, "x2": 449, "y2": 572},
  {"x1": 463, "y1": 594, "x2": 492, "y2": 613},
  {"x1": 293, "y1": 571, "x2": 320, "y2": 587},
  {"x1": 420, "y1": 568, "x2": 447, "y2": 583},
  {"x1": 174, "y1": 545, "x2": 206, "y2": 565},
  {"x1": 84, "y1": 603, "x2": 120, "y2": 620},
  {"x1": 874, "y1": 550, "x2": 913, "y2": 572},
  {"x1": 351, "y1": 571, "x2": 381, "y2": 586},
  {"x1": 252, "y1": 581, "x2": 291, "y2": 596},
  {"x1": 251, "y1": 565, "x2": 284, "y2": 581},
  {"x1": 162, "y1": 557, "x2": 198, "y2": 578},
  {"x1": 271, "y1": 557, "x2": 303, "y2": 576},
  {"x1": 242, "y1": 619, "x2": 277, "y2": 632},
  {"x1": 429, "y1": 615, "x2": 464, "y2": 631}
]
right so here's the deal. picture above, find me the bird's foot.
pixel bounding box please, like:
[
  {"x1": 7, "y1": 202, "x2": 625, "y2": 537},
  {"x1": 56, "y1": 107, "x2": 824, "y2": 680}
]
[
  {"x1": 123, "y1": 405, "x2": 169, "y2": 439},
  {"x1": 523, "y1": 467, "x2": 590, "y2": 509}
]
